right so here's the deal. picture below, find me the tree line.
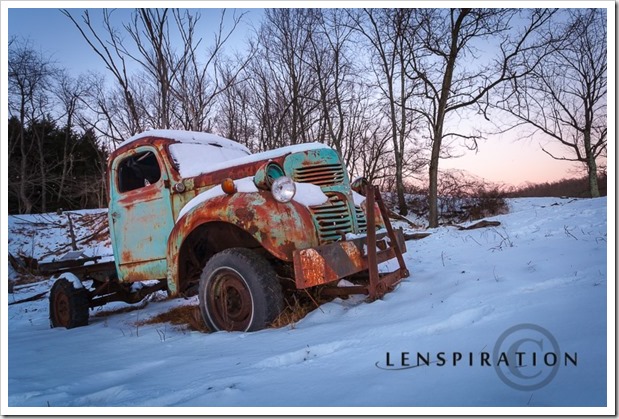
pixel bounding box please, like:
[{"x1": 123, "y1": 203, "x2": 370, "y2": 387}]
[
  {"x1": 7, "y1": 39, "x2": 108, "y2": 214},
  {"x1": 507, "y1": 173, "x2": 608, "y2": 198},
  {"x1": 8, "y1": 8, "x2": 607, "y2": 224}
]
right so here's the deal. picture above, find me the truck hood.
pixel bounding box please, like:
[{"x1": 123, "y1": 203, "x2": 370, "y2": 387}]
[
  {"x1": 174, "y1": 142, "x2": 335, "y2": 221},
  {"x1": 169, "y1": 141, "x2": 331, "y2": 179}
]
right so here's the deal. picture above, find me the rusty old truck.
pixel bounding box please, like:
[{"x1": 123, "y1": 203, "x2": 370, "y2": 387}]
[{"x1": 48, "y1": 130, "x2": 408, "y2": 332}]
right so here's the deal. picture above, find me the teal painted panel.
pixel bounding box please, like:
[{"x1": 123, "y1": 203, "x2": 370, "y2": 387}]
[
  {"x1": 108, "y1": 146, "x2": 175, "y2": 282},
  {"x1": 283, "y1": 148, "x2": 363, "y2": 241}
]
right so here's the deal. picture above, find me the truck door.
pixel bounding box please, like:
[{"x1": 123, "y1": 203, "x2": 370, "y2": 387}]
[{"x1": 109, "y1": 146, "x2": 174, "y2": 282}]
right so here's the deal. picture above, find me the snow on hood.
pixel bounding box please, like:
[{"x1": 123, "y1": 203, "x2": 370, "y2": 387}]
[
  {"x1": 170, "y1": 141, "x2": 331, "y2": 179},
  {"x1": 169, "y1": 143, "x2": 251, "y2": 178},
  {"x1": 177, "y1": 177, "x2": 259, "y2": 220}
]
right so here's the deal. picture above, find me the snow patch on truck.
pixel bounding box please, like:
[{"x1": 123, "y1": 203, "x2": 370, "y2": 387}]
[
  {"x1": 177, "y1": 178, "x2": 330, "y2": 221},
  {"x1": 169, "y1": 143, "x2": 251, "y2": 178},
  {"x1": 170, "y1": 140, "x2": 331, "y2": 179},
  {"x1": 52, "y1": 272, "x2": 84, "y2": 289},
  {"x1": 123, "y1": 130, "x2": 332, "y2": 180},
  {"x1": 177, "y1": 177, "x2": 259, "y2": 220},
  {"x1": 292, "y1": 183, "x2": 329, "y2": 207},
  {"x1": 121, "y1": 129, "x2": 251, "y2": 153}
]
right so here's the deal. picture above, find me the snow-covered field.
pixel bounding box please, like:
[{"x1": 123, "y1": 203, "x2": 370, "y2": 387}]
[{"x1": 3, "y1": 197, "x2": 613, "y2": 414}]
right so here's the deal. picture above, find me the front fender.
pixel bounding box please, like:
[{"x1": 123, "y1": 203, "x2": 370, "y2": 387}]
[{"x1": 166, "y1": 191, "x2": 319, "y2": 295}]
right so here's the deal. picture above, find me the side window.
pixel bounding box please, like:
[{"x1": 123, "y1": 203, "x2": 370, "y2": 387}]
[{"x1": 118, "y1": 151, "x2": 162, "y2": 193}]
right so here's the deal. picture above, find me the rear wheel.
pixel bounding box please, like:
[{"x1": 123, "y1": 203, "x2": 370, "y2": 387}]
[
  {"x1": 49, "y1": 277, "x2": 90, "y2": 329},
  {"x1": 199, "y1": 248, "x2": 284, "y2": 332}
]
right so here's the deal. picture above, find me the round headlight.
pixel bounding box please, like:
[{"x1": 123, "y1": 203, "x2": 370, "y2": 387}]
[
  {"x1": 271, "y1": 176, "x2": 296, "y2": 203},
  {"x1": 254, "y1": 161, "x2": 285, "y2": 190}
]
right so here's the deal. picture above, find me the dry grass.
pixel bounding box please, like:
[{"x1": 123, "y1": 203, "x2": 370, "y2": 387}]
[
  {"x1": 108, "y1": 287, "x2": 333, "y2": 333},
  {"x1": 270, "y1": 289, "x2": 329, "y2": 329},
  {"x1": 136, "y1": 296, "x2": 321, "y2": 333},
  {"x1": 93, "y1": 300, "x2": 211, "y2": 333},
  {"x1": 138, "y1": 304, "x2": 211, "y2": 333}
]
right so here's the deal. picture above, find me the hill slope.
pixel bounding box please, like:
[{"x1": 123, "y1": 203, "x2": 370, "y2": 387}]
[{"x1": 5, "y1": 197, "x2": 610, "y2": 413}]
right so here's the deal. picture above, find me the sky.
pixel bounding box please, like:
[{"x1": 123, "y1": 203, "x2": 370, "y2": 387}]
[{"x1": 3, "y1": 2, "x2": 614, "y2": 188}]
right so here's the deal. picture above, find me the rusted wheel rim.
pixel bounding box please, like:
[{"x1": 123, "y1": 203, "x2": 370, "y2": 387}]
[
  {"x1": 207, "y1": 268, "x2": 253, "y2": 331},
  {"x1": 53, "y1": 291, "x2": 71, "y2": 327}
]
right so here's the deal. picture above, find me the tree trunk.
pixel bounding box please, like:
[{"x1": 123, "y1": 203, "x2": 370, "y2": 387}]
[
  {"x1": 427, "y1": 9, "x2": 468, "y2": 228},
  {"x1": 18, "y1": 98, "x2": 32, "y2": 214},
  {"x1": 396, "y1": 47, "x2": 408, "y2": 216},
  {"x1": 587, "y1": 153, "x2": 600, "y2": 198},
  {"x1": 35, "y1": 123, "x2": 47, "y2": 213},
  {"x1": 428, "y1": 136, "x2": 442, "y2": 227},
  {"x1": 583, "y1": 116, "x2": 600, "y2": 198},
  {"x1": 58, "y1": 113, "x2": 72, "y2": 204},
  {"x1": 395, "y1": 154, "x2": 407, "y2": 216}
]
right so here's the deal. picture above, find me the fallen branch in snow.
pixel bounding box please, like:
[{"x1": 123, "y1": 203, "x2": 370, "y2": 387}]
[
  {"x1": 8, "y1": 291, "x2": 48, "y2": 306},
  {"x1": 8, "y1": 252, "x2": 28, "y2": 273},
  {"x1": 403, "y1": 232, "x2": 432, "y2": 241},
  {"x1": 387, "y1": 210, "x2": 422, "y2": 229},
  {"x1": 39, "y1": 222, "x2": 109, "y2": 260},
  {"x1": 8, "y1": 253, "x2": 47, "y2": 287},
  {"x1": 564, "y1": 225, "x2": 579, "y2": 240},
  {"x1": 9, "y1": 215, "x2": 58, "y2": 227},
  {"x1": 397, "y1": 220, "x2": 500, "y2": 241},
  {"x1": 454, "y1": 220, "x2": 501, "y2": 230}
]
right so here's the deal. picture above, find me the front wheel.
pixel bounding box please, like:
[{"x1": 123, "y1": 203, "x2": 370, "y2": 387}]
[{"x1": 199, "y1": 248, "x2": 284, "y2": 332}]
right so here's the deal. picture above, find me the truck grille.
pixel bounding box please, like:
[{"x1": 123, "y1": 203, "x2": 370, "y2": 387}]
[
  {"x1": 355, "y1": 205, "x2": 367, "y2": 233},
  {"x1": 309, "y1": 194, "x2": 354, "y2": 242},
  {"x1": 293, "y1": 164, "x2": 344, "y2": 186}
]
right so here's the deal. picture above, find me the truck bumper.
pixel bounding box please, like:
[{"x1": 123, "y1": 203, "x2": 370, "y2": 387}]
[
  {"x1": 292, "y1": 185, "x2": 409, "y2": 299},
  {"x1": 293, "y1": 230, "x2": 407, "y2": 287}
]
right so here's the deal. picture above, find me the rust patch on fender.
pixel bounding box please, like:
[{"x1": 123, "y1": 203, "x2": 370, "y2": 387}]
[{"x1": 234, "y1": 207, "x2": 255, "y2": 222}]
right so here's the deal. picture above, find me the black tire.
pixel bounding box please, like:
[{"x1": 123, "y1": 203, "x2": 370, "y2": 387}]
[
  {"x1": 199, "y1": 248, "x2": 284, "y2": 332},
  {"x1": 49, "y1": 277, "x2": 90, "y2": 329}
]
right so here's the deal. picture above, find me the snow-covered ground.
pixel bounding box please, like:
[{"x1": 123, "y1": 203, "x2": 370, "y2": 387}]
[
  {"x1": 7, "y1": 209, "x2": 112, "y2": 267},
  {"x1": 3, "y1": 197, "x2": 613, "y2": 414}
]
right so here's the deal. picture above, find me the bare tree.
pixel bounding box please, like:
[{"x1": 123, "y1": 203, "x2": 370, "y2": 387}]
[
  {"x1": 254, "y1": 9, "x2": 322, "y2": 146},
  {"x1": 247, "y1": 60, "x2": 283, "y2": 151},
  {"x1": 405, "y1": 8, "x2": 555, "y2": 227},
  {"x1": 8, "y1": 39, "x2": 57, "y2": 213},
  {"x1": 62, "y1": 8, "x2": 247, "y2": 140},
  {"x1": 306, "y1": 10, "x2": 353, "y2": 153},
  {"x1": 214, "y1": 61, "x2": 257, "y2": 148},
  {"x1": 123, "y1": 8, "x2": 176, "y2": 129},
  {"x1": 495, "y1": 9, "x2": 606, "y2": 197},
  {"x1": 349, "y1": 9, "x2": 420, "y2": 216},
  {"x1": 353, "y1": 120, "x2": 394, "y2": 185},
  {"x1": 62, "y1": 9, "x2": 144, "y2": 138},
  {"x1": 171, "y1": 9, "x2": 250, "y2": 132},
  {"x1": 53, "y1": 72, "x2": 91, "y2": 205}
]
